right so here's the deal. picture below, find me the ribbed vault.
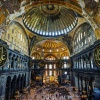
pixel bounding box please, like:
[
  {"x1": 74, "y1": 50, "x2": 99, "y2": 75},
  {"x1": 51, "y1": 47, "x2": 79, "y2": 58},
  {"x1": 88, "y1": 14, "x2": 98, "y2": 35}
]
[{"x1": 23, "y1": 4, "x2": 78, "y2": 37}]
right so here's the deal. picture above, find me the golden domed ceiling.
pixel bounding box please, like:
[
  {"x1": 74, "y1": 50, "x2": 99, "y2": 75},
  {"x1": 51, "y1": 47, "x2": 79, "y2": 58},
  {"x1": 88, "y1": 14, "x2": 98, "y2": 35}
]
[
  {"x1": 23, "y1": 4, "x2": 78, "y2": 37},
  {"x1": 0, "y1": 0, "x2": 100, "y2": 53},
  {"x1": 32, "y1": 39, "x2": 70, "y2": 54}
]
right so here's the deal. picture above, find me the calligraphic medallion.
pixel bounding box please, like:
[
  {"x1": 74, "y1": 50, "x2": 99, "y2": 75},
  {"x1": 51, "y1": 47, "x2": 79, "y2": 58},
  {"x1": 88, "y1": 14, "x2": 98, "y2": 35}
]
[
  {"x1": 0, "y1": 45, "x2": 7, "y2": 67},
  {"x1": 94, "y1": 45, "x2": 100, "y2": 67}
]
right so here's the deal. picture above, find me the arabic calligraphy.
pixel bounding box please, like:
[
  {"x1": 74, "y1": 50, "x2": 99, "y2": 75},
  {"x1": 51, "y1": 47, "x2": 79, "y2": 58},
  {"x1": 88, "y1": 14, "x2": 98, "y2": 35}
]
[
  {"x1": 94, "y1": 45, "x2": 100, "y2": 66},
  {"x1": 0, "y1": 45, "x2": 7, "y2": 67},
  {"x1": 0, "y1": 47, "x2": 5, "y2": 62}
]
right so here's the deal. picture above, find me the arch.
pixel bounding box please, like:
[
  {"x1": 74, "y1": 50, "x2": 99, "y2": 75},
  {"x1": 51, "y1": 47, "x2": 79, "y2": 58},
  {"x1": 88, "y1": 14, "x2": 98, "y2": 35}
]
[
  {"x1": 23, "y1": 73, "x2": 26, "y2": 88},
  {"x1": 16, "y1": 74, "x2": 21, "y2": 91},
  {"x1": 10, "y1": 75, "x2": 17, "y2": 99},
  {"x1": 61, "y1": 52, "x2": 69, "y2": 59},
  {"x1": 10, "y1": 21, "x2": 28, "y2": 41},
  {"x1": 0, "y1": 1, "x2": 99, "y2": 40},
  {"x1": 11, "y1": 57, "x2": 14, "y2": 68},
  {"x1": 44, "y1": 54, "x2": 57, "y2": 60},
  {"x1": 73, "y1": 22, "x2": 96, "y2": 54},
  {"x1": 25, "y1": 1, "x2": 98, "y2": 37},
  {"x1": 4, "y1": 21, "x2": 29, "y2": 55},
  {"x1": 73, "y1": 22, "x2": 94, "y2": 38},
  {"x1": 5, "y1": 76, "x2": 11, "y2": 100},
  {"x1": 31, "y1": 52, "x2": 41, "y2": 60},
  {"x1": 20, "y1": 74, "x2": 25, "y2": 92}
]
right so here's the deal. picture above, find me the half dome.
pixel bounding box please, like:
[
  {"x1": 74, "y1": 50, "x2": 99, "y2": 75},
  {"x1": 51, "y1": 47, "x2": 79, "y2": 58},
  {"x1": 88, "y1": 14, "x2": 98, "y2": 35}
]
[{"x1": 32, "y1": 39, "x2": 70, "y2": 54}]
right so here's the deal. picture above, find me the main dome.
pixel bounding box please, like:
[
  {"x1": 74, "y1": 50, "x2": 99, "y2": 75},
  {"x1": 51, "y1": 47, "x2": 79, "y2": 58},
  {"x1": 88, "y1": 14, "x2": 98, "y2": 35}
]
[{"x1": 23, "y1": 4, "x2": 78, "y2": 37}]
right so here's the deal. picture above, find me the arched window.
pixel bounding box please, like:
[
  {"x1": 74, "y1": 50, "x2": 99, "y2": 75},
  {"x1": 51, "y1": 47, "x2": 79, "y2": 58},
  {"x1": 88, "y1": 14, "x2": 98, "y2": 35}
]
[
  {"x1": 45, "y1": 55, "x2": 56, "y2": 60},
  {"x1": 31, "y1": 52, "x2": 41, "y2": 60},
  {"x1": 64, "y1": 62, "x2": 67, "y2": 68},
  {"x1": 44, "y1": 55, "x2": 58, "y2": 80},
  {"x1": 49, "y1": 64, "x2": 52, "y2": 69}
]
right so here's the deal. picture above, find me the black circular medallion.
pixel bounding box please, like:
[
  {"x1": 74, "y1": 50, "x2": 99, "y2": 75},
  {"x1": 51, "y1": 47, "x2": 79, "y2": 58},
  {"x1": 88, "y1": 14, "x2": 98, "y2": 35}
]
[
  {"x1": 0, "y1": 45, "x2": 8, "y2": 67},
  {"x1": 94, "y1": 45, "x2": 100, "y2": 67}
]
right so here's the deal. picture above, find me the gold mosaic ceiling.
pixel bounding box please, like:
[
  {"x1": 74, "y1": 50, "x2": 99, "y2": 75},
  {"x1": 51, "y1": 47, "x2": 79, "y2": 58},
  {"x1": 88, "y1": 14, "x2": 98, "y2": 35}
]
[
  {"x1": 33, "y1": 39, "x2": 70, "y2": 54},
  {"x1": 23, "y1": 4, "x2": 78, "y2": 37}
]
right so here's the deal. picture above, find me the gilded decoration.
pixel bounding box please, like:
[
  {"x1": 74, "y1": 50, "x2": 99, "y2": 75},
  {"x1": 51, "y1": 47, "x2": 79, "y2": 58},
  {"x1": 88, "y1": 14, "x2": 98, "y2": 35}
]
[
  {"x1": 94, "y1": 45, "x2": 100, "y2": 67},
  {"x1": 0, "y1": 45, "x2": 8, "y2": 67},
  {"x1": 94, "y1": 28, "x2": 100, "y2": 40}
]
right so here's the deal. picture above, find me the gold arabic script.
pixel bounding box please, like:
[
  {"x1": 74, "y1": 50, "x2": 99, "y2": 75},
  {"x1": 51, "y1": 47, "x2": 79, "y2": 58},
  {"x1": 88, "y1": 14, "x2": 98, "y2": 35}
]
[
  {"x1": 0, "y1": 47, "x2": 6, "y2": 63},
  {"x1": 94, "y1": 45, "x2": 100, "y2": 66}
]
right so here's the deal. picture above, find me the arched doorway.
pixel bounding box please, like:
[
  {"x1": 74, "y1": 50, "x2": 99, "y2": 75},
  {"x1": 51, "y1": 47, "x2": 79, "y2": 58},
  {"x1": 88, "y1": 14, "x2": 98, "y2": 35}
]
[
  {"x1": 16, "y1": 74, "x2": 21, "y2": 92},
  {"x1": 10, "y1": 75, "x2": 16, "y2": 99}
]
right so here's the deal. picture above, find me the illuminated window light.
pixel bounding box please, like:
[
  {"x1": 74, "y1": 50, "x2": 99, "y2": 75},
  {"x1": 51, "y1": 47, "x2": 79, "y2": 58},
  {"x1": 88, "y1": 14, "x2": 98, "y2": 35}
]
[
  {"x1": 32, "y1": 57, "x2": 35, "y2": 59},
  {"x1": 67, "y1": 28, "x2": 69, "y2": 32},
  {"x1": 43, "y1": 32, "x2": 45, "y2": 35},
  {"x1": 46, "y1": 32, "x2": 48, "y2": 35},
  {"x1": 32, "y1": 28, "x2": 34, "y2": 31},
  {"x1": 73, "y1": 22, "x2": 75, "y2": 26},
  {"x1": 49, "y1": 70, "x2": 52, "y2": 76},
  {"x1": 63, "y1": 56, "x2": 69, "y2": 59},
  {"x1": 71, "y1": 24, "x2": 73, "y2": 28},
  {"x1": 49, "y1": 64, "x2": 52, "y2": 69},
  {"x1": 40, "y1": 31, "x2": 42, "y2": 35},
  {"x1": 29, "y1": 27, "x2": 31, "y2": 30},
  {"x1": 52, "y1": 32, "x2": 54, "y2": 36},
  {"x1": 69, "y1": 26, "x2": 72, "y2": 30},
  {"x1": 64, "y1": 29, "x2": 66, "y2": 33},
  {"x1": 62, "y1": 48, "x2": 64, "y2": 50},
  {"x1": 94, "y1": 0, "x2": 99, "y2": 2},
  {"x1": 61, "y1": 30, "x2": 63, "y2": 34},
  {"x1": 37, "y1": 30, "x2": 39, "y2": 33},
  {"x1": 56, "y1": 32, "x2": 57, "y2": 35},
  {"x1": 49, "y1": 32, "x2": 51, "y2": 36},
  {"x1": 66, "y1": 56, "x2": 69, "y2": 59},
  {"x1": 59, "y1": 31, "x2": 61, "y2": 35},
  {"x1": 63, "y1": 56, "x2": 66, "y2": 59},
  {"x1": 50, "y1": 50, "x2": 52, "y2": 52},
  {"x1": 65, "y1": 72, "x2": 67, "y2": 74},
  {"x1": 45, "y1": 64, "x2": 47, "y2": 69}
]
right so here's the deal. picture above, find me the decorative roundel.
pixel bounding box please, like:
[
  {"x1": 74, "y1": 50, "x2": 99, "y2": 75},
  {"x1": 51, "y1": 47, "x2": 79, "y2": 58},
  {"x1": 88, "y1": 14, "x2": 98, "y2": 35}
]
[
  {"x1": 94, "y1": 45, "x2": 100, "y2": 67},
  {"x1": 0, "y1": 45, "x2": 8, "y2": 67},
  {"x1": 46, "y1": 4, "x2": 55, "y2": 10},
  {"x1": 41, "y1": 4, "x2": 60, "y2": 16}
]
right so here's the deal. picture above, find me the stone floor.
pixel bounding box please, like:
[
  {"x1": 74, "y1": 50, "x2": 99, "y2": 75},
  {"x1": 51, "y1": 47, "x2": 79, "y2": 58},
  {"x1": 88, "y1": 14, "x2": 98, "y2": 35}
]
[{"x1": 21, "y1": 85, "x2": 81, "y2": 100}]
